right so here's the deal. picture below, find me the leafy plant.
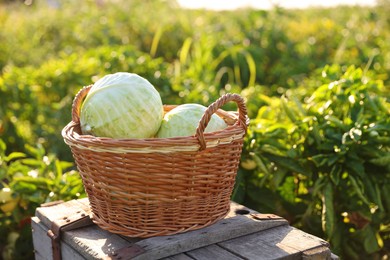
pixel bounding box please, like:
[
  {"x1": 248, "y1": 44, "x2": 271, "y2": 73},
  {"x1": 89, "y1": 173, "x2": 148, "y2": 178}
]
[
  {"x1": 237, "y1": 65, "x2": 390, "y2": 259},
  {"x1": 0, "y1": 45, "x2": 170, "y2": 161},
  {"x1": 0, "y1": 1, "x2": 389, "y2": 259},
  {"x1": 0, "y1": 139, "x2": 85, "y2": 260}
]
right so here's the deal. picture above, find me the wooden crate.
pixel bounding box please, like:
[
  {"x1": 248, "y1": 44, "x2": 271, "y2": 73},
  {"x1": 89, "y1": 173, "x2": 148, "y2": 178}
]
[{"x1": 32, "y1": 198, "x2": 338, "y2": 260}]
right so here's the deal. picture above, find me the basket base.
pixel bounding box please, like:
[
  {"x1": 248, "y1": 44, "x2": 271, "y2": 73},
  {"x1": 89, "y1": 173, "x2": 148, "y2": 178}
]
[{"x1": 89, "y1": 197, "x2": 231, "y2": 237}]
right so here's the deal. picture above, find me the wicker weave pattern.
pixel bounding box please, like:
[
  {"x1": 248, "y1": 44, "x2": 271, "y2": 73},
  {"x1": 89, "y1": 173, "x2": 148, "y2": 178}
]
[{"x1": 62, "y1": 85, "x2": 248, "y2": 237}]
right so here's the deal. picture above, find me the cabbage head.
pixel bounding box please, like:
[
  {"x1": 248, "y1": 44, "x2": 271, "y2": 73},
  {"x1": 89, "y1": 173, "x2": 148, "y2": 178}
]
[
  {"x1": 80, "y1": 72, "x2": 163, "y2": 138},
  {"x1": 157, "y1": 104, "x2": 227, "y2": 138}
]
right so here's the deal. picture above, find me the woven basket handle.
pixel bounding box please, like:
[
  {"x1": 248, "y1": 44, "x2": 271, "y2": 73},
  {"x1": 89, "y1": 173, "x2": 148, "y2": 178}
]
[
  {"x1": 196, "y1": 93, "x2": 248, "y2": 151},
  {"x1": 72, "y1": 85, "x2": 92, "y2": 123}
]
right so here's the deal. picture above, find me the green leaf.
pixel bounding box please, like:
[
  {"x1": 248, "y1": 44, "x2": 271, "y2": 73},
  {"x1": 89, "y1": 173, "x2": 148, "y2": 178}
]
[
  {"x1": 264, "y1": 124, "x2": 290, "y2": 135},
  {"x1": 327, "y1": 154, "x2": 340, "y2": 166},
  {"x1": 348, "y1": 175, "x2": 370, "y2": 206},
  {"x1": 291, "y1": 96, "x2": 306, "y2": 117},
  {"x1": 253, "y1": 154, "x2": 270, "y2": 176},
  {"x1": 272, "y1": 169, "x2": 287, "y2": 189},
  {"x1": 381, "y1": 184, "x2": 390, "y2": 213},
  {"x1": 365, "y1": 93, "x2": 379, "y2": 114},
  {"x1": 264, "y1": 153, "x2": 310, "y2": 176},
  {"x1": 346, "y1": 158, "x2": 365, "y2": 179},
  {"x1": 321, "y1": 182, "x2": 335, "y2": 239},
  {"x1": 325, "y1": 115, "x2": 348, "y2": 131},
  {"x1": 278, "y1": 176, "x2": 296, "y2": 204},
  {"x1": 352, "y1": 225, "x2": 381, "y2": 254},
  {"x1": 374, "y1": 183, "x2": 384, "y2": 212},
  {"x1": 330, "y1": 164, "x2": 342, "y2": 185},
  {"x1": 312, "y1": 177, "x2": 327, "y2": 197},
  {"x1": 5, "y1": 152, "x2": 26, "y2": 162},
  {"x1": 150, "y1": 25, "x2": 163, "y2": 58},
  {"x1": 20, "y1": 158, "x2": 43, "y2": 167},
  {"x1": 247, "y1": 184, "x2": 279, "y2": 213},
  {"x1": 376, "y1": 137, "x2": 390, "y2": 144},
  {"x1": 310, "y1": 124, "x2": 322, "y2": 146},
  {"x1": 369, "y1": 154, "x2": 390, "y2": 167},
  {"x1": 24, "y1": 144, "x2": 45, "y2": 159},
  {"x1": 12, "y1": 181, "x2": 37, "y2": 193},
  {"x1": 54, "y1": 159, "x2": 63, "y2": 181},
  {"x1": 259, "y1": 145, "x2": 284, "y2": 156},
  {"x1": 179, "y1": 37, "x2": 192, "y2": 65},
  {"x1": 281, "y1": 96, "x2": 297, "y2": 123},
  {"x1": 58, "y1": 161, "x2": 74, "y2": 171},
  {"x1": 12, "y1": 176, "x2": 53, "y2": 194},
  {"x1": 232, "y1": 169, "x2": 246, "y2": 203},
  {"x1": 0, "y1": 168, "x2": 6, "y2": 180},
  {"x1": 317, "y1": 143, "x2": 335, "y2": 152},
  {"x1": 343, "y1": 243, "x2": 360, "y2": 260},
  {"x1": 262, "y1": 139, "x2": 288, "y2": 151},
  {"x1": 243, "y1": 51, "x2": 256, "y2": 87},
  {"x1": 286, "y1": 148, "x2": 298, "y2": 159},
  {"x1": 358, "y1": 145, "x2": 381, "y2": 158},
  {"x1": 311, "y1": 154, "x2": 328, "y2": 167},
  {"x1": 0, "y1": 139, "x2": 6, "y2": 153}
]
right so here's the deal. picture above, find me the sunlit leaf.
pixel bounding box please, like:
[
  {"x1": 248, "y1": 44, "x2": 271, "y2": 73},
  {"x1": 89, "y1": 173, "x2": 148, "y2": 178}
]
[
  {"x1": 20, "y1": 158, "x2": 43, "y2": 167},
  {"x1": 0, "y1": 139, "x2": 6, "y2": 153},
  {"x1": 5, "y1": 152, "x2": 26, "y2": 162}
]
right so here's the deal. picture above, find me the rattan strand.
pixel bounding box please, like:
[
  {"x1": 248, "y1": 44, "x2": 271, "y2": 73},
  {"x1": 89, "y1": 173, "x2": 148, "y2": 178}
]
[
  {"x1": 63, "y1": 123, "x2": 244, "y2": 153},
  {"x1": 62, "y1": 85, "x2": 248, "y2": 237}
]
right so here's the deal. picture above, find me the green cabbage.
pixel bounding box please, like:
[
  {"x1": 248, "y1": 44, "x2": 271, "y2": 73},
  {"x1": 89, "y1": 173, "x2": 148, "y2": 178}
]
[
  {"x1": 157, "y1": 104, "x2": 228, "y2": 138},
  {"x1": 80, "y1": 72, "x2": 163, "y2": 138}
]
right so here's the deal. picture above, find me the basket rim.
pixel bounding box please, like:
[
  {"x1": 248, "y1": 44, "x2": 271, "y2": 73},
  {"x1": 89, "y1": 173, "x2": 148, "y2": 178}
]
[
  {"x1": 62, "y1": 112, "x2": 247, "y2": 153},
  {"x1": 62, "y1": 85, "x2": 249, "y2": 153}
]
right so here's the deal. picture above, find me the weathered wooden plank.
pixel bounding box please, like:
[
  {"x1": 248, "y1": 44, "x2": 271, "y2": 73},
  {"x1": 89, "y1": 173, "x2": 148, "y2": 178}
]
[
  {"x1": 118, "y1": 213, "x2": 287, "y2": 260},
  {"x1": 186, "y1": 244, "x2": 244, "y2": 260},
  {"x1": 35, "y1": 199, "x2": 288, "y2": 260},
  {"x1": 61, "y1": 242, "x2": 87, "y2": 260},
  {"x1": 62, "y1": 226, "x2": 133, "y2": 259},
  {"x1": 33, "y1": 212, "x2": 132, "y2": 260},
  {"x1": 35, "y1": 198, "x2": 90, "y2": 228},
  {"x1": 302, "y1": 246, "x2": 331, "y2": 260},
  {"x1": 275, "y1": 227, "x2": 329, "y2": 252},
  {"x1": 226, "y1": 201, "x2": 257, "y2": 217},
  {"x1": 32, "y1": 217, "x2": 85, "y2": 260},
  {"x1": 33, "y1": 199, "x2": 337, "y2": 260},
  {"x1": 32, "y1": 217, "x2": 53, "y2": 260},
  {"x1": 219, "y1": 225, "x2": 329, "y2": 260},
  {"x1": 220, "y1": 232, "x2": 300, "y2": 259},
  {"x1": 161, "y1": 253, "x2": 194, "y2": 260}
]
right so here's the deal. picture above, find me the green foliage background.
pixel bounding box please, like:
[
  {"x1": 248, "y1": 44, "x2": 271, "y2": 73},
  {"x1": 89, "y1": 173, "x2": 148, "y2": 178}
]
[{"x1": 0, "y1": 0, "x2": 389, "y2": 259}]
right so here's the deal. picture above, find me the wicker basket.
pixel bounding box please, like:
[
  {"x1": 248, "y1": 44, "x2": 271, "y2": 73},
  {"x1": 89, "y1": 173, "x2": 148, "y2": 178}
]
[{"x1": 62, "y1": 85, "x2": 248, "y2": 237}]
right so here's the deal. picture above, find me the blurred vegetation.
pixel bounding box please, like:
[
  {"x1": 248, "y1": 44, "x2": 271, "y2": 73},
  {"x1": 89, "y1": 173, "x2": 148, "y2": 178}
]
[
  {"x1": 237, "y1": 65, "x2": 390, "y2": 259},
  {"x1": 0, "y1": 0, "x2": 389, "y2": 259}
]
